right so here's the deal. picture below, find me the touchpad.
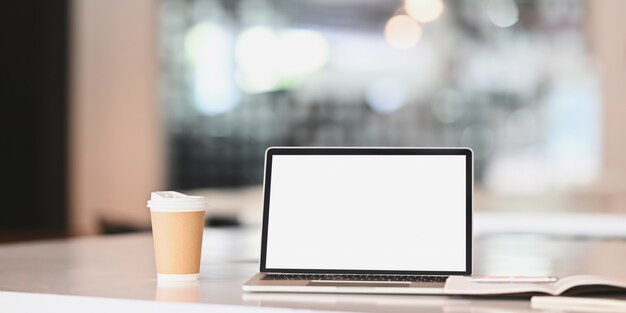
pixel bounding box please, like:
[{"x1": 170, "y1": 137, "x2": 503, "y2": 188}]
[{"x1": 308, "y1": 280, "x2": 411, "y2": 287}]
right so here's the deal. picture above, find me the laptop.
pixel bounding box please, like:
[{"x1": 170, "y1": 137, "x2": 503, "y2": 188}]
[{"x1": 243, "y1": 147, "x2": 473, "y2": 294}]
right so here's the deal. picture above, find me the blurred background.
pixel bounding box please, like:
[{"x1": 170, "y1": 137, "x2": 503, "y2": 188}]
[{"x1": 1, "y1": 0, "x2": 626, "y2": 242}]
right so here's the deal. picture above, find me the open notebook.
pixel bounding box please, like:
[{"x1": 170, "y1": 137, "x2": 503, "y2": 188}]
[{"x1": 444, "y1": 275, "x2": 626, "y2": 296}]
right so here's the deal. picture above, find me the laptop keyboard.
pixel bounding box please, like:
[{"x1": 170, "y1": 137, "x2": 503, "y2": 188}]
[{"x1": 262, "y1": 274, "x2": 447, "y2": 283}]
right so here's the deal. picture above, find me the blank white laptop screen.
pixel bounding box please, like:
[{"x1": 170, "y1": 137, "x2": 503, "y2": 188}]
[{"x1": 265, "y1": 154, "x2": 467, "y2": 272}]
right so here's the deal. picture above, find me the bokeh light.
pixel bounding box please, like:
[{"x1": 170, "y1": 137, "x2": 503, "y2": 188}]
[
  {"x1": 236, "y1": 27, "x2": 329, "y2": 93},
  {"x1": 277, "y1": 30, "x2": 330, "y2": 81},
  {"x1": 184, "y1": 22, "x2": 240, "y2": 116},
  {"x1": 365, "y1": 78, "x2": 408, "y2": 114},
  {"x1": 384, "y1": 15, "x2": 422, "y2": 49},
  {"x1": 488, "y1": 0, "x2": 519, "y2": 28},
  {"x1": 235, "y1": 26, "x2": 281, "y2": 94},
  {"x1": 405, "y1": 0, "x2": 445, "y2": 23}
]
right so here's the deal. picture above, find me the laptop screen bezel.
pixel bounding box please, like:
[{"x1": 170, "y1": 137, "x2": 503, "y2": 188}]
[{"x1": 260, "y1": 147, "x2": 473, "y2": 276}]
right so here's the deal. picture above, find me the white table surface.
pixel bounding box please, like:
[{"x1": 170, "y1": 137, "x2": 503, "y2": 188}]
[{"x1": 1, "y1": 227, "x2": 626, "y2": 312}]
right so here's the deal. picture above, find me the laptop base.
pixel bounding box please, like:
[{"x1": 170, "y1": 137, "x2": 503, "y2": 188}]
[{"x1": 242, "y1": 273, "x2": 446, "y2": 295}]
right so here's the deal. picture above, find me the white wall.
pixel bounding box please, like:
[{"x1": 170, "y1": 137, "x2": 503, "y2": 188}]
[
  {"x1": 69, "y1": 0, "x2": 164, "y2": 235},
  {"x1": 590, "y1": 0, "x2": 626, "y2": 212}
]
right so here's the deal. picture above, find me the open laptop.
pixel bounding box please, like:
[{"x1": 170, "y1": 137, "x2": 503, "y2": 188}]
[{"x1": 243, "y1": 147, "x2": 472, "y2": 294}]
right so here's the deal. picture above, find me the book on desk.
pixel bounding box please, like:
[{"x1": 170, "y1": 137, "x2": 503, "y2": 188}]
[{"x1": 444, "y1": 275, "x2": 626, "y2": 296}]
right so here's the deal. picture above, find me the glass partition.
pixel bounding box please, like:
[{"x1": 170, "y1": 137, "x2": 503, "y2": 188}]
[{"x1": 159, "y1": 0, "x2": 601, "y2": 213}]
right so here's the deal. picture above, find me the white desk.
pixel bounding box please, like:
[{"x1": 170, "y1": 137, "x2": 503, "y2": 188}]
[{"x1": 1, "y1": 227, "x2": 626, "y2": 312}]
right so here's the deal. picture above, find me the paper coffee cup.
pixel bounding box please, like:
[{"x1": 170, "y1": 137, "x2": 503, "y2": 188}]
[{"x1": 147, "y1": 191, "x2": 206, "y2": 281}]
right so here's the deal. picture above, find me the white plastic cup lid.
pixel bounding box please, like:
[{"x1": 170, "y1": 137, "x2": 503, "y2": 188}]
[{"x1": 147, "y1": 191, "x2": 206, "y2": 212}]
